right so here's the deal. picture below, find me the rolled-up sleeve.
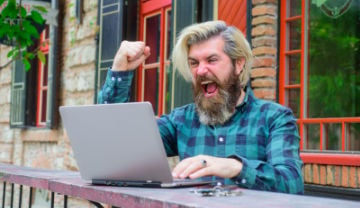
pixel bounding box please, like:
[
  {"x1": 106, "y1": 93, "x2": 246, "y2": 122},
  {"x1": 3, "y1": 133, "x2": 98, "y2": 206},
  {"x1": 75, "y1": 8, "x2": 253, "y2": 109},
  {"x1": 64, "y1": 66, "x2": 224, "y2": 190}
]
[{"x1": 97, "y1": 69, "x2": 134, "y2": 104}]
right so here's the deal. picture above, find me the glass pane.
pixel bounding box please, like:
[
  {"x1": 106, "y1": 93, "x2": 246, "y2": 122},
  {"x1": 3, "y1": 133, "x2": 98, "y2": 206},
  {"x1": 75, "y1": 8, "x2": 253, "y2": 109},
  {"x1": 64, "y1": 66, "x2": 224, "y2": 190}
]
[
  {"x1": 164, "y1": 64, "x2": 172, "y2": 114},
  {"x1": 42, "y1": 54, "x2": 49, "y2": 86},
  {"x1": 41, "y1": 90, "x2": 47, "y2": 122},
  {"x1": 99, "y1": 68, "x2": 108, "y2": 91},
  {"x1": 324, "y1": 123, "x2": 341, "y2": 151},
  {"x1": 145, "y1": 14, "x2": 161, "y2": 64},
  {"x1": 286, "y1": 88, "x2": 300, "y2": 118},
  {"x1": 166, "y1": 10, "x2": 172, "y2": 60},
  {"x1": 144, "y1": 68, "x2": 159, "y2": 114},
  {"x1": 348, "y1": 123, "x2": 360, "y2": 151},
  {"x1": 288, "y1": 20, "x2": 301, "y2": 50},
  {"x1": 308, "y1": 0, "x2": 360, "y2": 118},
  {"x1": 101, "y1": 13, "x2": 121, "y2": 60},
  {"x1": 305, "y1": 124, "x2": 320, "y2": 150},
  {"x1": 289, "y1": 0, "x2": 302, "y2": 17},
  {"x1": 287, "y1": 54, "x2": 300, "y2": 85}
]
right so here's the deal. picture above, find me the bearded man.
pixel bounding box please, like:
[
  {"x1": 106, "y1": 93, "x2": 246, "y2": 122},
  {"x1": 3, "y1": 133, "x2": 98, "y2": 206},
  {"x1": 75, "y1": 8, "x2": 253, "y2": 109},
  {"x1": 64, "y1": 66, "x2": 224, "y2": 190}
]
[{"x1": 98, "y1": 21, "x2": 304, "y2": 194}]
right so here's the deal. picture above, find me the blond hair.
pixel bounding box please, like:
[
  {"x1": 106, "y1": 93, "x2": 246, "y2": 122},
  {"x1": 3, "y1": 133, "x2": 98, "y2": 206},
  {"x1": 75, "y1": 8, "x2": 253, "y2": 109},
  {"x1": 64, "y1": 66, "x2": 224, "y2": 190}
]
[{"x1": 172, "y1": 20, "x2": 253, "y2": 88}]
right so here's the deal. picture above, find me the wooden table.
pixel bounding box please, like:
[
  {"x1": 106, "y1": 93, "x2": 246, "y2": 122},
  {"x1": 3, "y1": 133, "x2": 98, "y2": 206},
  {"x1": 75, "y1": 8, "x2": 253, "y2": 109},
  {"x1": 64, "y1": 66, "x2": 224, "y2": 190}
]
[{"x1": 0, "y1": 163, "x2": 359, "y2": 208}]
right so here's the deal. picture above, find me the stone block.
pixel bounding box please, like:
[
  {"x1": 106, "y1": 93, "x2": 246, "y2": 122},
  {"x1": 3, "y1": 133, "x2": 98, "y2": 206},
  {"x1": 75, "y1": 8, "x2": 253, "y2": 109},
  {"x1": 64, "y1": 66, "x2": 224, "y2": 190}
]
[
  {"x1": 342, "y1": 166, "x2": 349, "y2": 187},
  {"x1": 304, "y1": 164, "x2": 312, "y2": 183},
  {"x1": 312, "y1": 164, "x2": 319, "y2": 184},
  {"x1": 319, "y1": 165, "x2": 326, "y2": 185},
  {"x1": 253, "y1": 46, "x2": 277, "y2": 56},
  {"x1": 334, "y1": 165, "x2": 341, "y2": 186},
  {"x1": 252, "y1": 25, "x2": 276, "y2": 36},
  {"x1": 326, "y1": 165, "x2": 334, "y2": 186},
  {"x1": 251, "y1": 68, "x2": 276, "y2": 78},
  {"x1": 251, "y1": 78, "x2": 276, "y2": 88},
  {"x1": 349, "y1": 166, "x2": 357, "y2": 188},
  {"x1": 0, "y1": 143, "x2": 13, "y2": 163},
  {"x1": 253, "y1": 57, "x2": 276, "y2": 68},
  {"x1": 252, "y1": 5, "x2": 277, "y2": 17}
]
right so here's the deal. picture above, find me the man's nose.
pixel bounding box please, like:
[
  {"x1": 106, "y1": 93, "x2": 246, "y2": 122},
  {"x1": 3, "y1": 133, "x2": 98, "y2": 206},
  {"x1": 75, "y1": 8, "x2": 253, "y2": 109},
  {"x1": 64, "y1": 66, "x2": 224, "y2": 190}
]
[{"x1": 196, "y1": 62, "x2": 208, "y2": 76}]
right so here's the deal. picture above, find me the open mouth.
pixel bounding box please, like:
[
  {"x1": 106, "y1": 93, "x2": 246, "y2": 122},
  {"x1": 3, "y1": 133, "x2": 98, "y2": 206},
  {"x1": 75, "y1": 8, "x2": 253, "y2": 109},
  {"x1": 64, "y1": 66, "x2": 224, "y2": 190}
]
[{"x1": 201, "y1": 80, "x2": 218, "y2": 97}]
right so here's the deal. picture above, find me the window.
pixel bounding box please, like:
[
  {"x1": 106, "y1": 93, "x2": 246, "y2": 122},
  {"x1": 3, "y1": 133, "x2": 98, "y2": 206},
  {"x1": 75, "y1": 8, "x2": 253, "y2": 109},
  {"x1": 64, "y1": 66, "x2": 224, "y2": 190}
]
[
  {"x1": 95, "y1": 0, "x2": 138, "y2": 102},
  {"x1": 138, "y1": 0, "x2": 171, "y2": 115},
  {"x1": 10, "y1": 0, "x2": 59, "y2": 128},
  {"x1": 36, "y1": 26, "x2": 49, "y2": 127},
  {"x1": 279, "y1": 0, "x2": 360, "y2": 162}
]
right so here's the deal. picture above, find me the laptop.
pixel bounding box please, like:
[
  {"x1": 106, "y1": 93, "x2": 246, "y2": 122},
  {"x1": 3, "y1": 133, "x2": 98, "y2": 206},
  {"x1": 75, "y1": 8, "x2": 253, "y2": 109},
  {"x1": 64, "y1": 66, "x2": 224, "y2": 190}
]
[{"x1": 59, "y1": 102, "x2": 213, "y2": 188}]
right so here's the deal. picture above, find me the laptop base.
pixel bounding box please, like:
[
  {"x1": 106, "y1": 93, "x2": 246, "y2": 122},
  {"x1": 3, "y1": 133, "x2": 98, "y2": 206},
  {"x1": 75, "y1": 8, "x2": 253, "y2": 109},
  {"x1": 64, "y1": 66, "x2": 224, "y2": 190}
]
[{"x1": 92, "y1": 179, "x2": 214, "y2": 188}]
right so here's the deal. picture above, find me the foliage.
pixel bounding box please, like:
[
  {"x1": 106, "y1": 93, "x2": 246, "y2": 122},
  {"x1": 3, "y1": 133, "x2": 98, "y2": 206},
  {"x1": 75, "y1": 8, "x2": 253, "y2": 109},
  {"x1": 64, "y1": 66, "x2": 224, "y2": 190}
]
[
  {"x1": 308, "y1": 2, "x2": 360, "y2": 118},
  {"x1": 307, "y1": 1, "x2": 360, "y2": 149},
  {"x1": 0, "y1": 0, "x2": 47, "y2": 71}
]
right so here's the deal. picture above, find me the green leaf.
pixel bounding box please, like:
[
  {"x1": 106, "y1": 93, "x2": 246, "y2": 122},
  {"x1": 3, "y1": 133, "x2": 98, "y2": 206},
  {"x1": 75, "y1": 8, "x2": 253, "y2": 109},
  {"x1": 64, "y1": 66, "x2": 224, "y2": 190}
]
[
  {"x1": 23, "y1": 58, "x2": 31, "y2": 71},
  {"x1": 7, "y1": 48, "x2": 17, "y2": 58},
  {"x1": 37, "y1": 50, "x2": 46, "y2": 64},
  {"x1": 30, "y1": 10, "x2": 45, "y2": 24},
  {"x1": 20, "y1": 6, "x2": 27, "y2": 18},
  {"x1": 33, "y1": 6, "x2": 48, "y2": 13},
  {"x1": 0, "y1": 0, "x2": 5, "y2": 6}
]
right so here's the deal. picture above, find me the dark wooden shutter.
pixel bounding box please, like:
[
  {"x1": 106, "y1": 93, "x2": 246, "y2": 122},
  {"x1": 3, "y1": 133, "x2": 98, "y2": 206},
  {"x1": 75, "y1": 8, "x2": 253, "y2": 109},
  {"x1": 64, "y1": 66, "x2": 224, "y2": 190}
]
[
  {"x1": 171, "y1": 0, "x2": 214, "y2": 108},
  {"x1": 10, "y1": 60, "x2": 27, "y2": 127},
  {"x1": 171, "y1": 0, "x2": 197, "y2": 108},
  {"x1": 95, "y1": 0, "x2": 138, "y2": 103}
]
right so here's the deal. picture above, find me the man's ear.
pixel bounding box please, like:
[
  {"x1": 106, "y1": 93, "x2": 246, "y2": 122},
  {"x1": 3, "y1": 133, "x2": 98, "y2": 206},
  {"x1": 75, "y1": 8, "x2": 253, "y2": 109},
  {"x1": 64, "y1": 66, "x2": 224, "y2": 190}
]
[{"x1": 235, "y1": 58, "x2": 245, "y2": 76}]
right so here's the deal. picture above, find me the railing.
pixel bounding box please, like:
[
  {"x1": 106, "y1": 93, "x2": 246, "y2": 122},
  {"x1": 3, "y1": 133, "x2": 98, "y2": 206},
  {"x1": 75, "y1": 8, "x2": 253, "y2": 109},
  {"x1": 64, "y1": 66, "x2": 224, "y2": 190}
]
[{"x1": 1, "y1": 163, "x2": 359, "y2": 208}]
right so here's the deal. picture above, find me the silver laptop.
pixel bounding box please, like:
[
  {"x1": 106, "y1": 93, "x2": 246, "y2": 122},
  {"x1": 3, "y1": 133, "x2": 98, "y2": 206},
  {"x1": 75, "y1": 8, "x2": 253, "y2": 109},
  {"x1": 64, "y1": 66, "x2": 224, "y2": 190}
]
[{"x1": 59, "y1": 102, "x2": 212, "y2": 188}]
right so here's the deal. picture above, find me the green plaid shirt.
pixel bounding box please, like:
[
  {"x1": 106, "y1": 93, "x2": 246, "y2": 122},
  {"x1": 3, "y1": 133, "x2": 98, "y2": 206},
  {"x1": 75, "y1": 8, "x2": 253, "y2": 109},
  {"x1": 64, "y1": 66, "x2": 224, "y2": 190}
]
[{"x1": 98, "y1": 69, "x2": 304, "y2": 194}]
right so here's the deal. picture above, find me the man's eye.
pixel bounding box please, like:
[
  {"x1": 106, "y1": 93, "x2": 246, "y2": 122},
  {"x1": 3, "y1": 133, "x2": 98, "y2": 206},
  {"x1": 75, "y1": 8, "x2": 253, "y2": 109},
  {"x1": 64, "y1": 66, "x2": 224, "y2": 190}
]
[
  {"x1": 189, "y1": 61, "x2": 198, "y2": 67},
  {"x1": 208, "y1": 59, "x2": 217, "y2": 63}
]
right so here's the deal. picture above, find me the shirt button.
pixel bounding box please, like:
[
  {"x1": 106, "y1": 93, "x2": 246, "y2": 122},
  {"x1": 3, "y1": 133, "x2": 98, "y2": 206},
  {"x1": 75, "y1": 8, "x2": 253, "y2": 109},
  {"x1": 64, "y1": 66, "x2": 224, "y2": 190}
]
[
  {"x1": 241, "y1": 179, "x2": 247, "y2": 184},
  {"x1": 117, "y1": 77, "x2": 122, "y2": 82},
  {"x1": 218, "y1": 137, "x2": 224, "y2": 142},
  {"x1": 111, "y1": 76, "x2": 115, "y2": 81}
]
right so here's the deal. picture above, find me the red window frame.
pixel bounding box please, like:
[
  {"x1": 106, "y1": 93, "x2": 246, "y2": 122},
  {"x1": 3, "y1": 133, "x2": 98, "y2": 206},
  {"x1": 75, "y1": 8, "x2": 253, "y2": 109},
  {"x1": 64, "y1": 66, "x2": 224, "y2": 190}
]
[
  {"x1": 279, "y1": 0, "x2": 360, "y2": 166},
  {"x1": 36, "y1": 26, "x2": 49, "y2": 127},
  {"x1": 138, "y1": 0, "x2": 171, "y2": 116}
]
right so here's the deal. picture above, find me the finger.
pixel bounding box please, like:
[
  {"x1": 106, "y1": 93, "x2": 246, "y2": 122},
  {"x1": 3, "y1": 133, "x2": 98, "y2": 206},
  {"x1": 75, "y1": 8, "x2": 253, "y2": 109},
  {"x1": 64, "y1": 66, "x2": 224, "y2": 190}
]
[
  {"x1": 189, "y1": 166, "x2": 211, "y2": 179},
  {"x1": 172, "y1": 158, "x2": 192, "y2": 178},
  {"x1": 127, "y1": 52, "x2": 150, "y2": 69},
  {"x1": 178, "y1": 160, "x2": 205, "y2": 179},
  {"x1": 127, "y1": 42, "x2": 147, "y2": 61}
]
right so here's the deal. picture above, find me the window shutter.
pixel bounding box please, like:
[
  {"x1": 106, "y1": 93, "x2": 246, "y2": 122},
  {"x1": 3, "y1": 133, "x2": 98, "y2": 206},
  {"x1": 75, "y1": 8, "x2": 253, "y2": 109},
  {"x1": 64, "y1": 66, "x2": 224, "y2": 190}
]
[
  {"x1": 10, "y1": 60, "x2": 27, "y2": 127},
  {"x1": 171, "y1": 0, "x2": 214, "y2": 108},
  {"x1": 200, "y1": 0, "x2": 214, "y2": 21},
  {"x1": 171, "y1": 0, "x2": 198, "y2": 108},
  {"x1": 95, "y1": 0, "x2": 138, "y2": 103}
]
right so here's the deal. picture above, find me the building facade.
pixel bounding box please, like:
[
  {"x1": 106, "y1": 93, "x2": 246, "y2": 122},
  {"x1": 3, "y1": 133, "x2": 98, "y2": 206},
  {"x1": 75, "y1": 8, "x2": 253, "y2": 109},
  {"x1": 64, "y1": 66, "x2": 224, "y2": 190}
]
[{"x1": 0, "y1": 0, "x2": 359, "y2": 205}]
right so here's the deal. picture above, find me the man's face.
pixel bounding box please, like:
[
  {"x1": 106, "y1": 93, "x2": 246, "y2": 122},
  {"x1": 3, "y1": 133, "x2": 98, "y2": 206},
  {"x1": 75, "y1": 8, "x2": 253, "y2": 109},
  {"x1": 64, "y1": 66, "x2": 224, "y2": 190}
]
[{"x1": 188, "y1": 36, "x2": 245, "y2": 125}]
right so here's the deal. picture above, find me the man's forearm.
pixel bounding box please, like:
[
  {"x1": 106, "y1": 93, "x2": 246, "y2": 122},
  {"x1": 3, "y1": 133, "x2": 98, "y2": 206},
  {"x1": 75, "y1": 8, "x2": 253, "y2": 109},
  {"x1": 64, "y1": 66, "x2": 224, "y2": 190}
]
[{"x1": 97, "y1": 69, "x2": 134, "y2": 104}]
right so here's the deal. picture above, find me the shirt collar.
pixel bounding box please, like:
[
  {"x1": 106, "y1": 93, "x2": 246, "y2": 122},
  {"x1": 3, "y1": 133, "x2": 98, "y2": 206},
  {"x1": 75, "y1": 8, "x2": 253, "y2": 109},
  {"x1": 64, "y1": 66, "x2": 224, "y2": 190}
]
[{"x1": 236, "y1": 86, "x2": 255, "y2": 112}]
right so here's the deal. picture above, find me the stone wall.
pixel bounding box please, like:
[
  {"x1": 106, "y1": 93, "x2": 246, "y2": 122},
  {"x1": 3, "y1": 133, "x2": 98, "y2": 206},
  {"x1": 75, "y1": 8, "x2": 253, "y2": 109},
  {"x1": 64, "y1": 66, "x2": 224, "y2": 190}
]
[
  {"x1": 0, "y1": 0, "x2": 98, "y2": 207},
  {"x1": 304, "y1": 164, "x2": 360, "y2": 188}
]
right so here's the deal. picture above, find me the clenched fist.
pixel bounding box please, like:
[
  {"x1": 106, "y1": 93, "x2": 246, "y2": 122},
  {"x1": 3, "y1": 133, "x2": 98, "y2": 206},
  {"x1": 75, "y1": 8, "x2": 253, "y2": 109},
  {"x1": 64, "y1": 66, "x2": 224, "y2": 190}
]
[{"x1": 112, "y1": 41, "x2": 151, "y2": 71}]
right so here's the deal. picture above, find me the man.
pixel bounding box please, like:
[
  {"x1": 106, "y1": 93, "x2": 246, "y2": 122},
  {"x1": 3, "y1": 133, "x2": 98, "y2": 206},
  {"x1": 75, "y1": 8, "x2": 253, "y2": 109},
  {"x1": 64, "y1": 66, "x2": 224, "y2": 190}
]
[{"x1": 98, "y1": 21, "x2": 304, "y2": 194}]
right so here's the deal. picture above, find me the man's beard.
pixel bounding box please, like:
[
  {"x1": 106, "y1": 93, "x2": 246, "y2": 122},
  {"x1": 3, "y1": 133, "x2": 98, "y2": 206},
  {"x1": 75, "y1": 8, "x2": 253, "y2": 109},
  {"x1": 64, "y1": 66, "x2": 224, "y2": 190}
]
[{"x1": 193, "y1": 70, "x2": 242, "y2": 126}]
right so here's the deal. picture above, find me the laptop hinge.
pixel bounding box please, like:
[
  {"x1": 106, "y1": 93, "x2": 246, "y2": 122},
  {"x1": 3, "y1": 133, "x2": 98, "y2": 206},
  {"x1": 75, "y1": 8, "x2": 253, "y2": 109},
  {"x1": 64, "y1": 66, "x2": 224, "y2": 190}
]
[{"x1": 92, "y1": 179, "x2": 162, "y2": 187}]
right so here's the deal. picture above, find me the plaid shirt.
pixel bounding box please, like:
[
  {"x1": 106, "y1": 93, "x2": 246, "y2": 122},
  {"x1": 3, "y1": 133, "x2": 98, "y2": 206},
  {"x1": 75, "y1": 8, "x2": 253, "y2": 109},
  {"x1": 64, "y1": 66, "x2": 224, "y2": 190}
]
[{"x1": 98, "y1": 69, "x2": 304, "y2": 194}]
